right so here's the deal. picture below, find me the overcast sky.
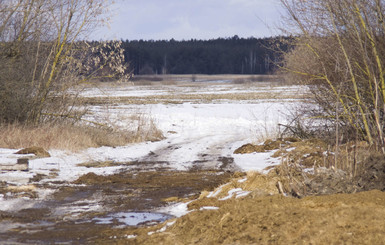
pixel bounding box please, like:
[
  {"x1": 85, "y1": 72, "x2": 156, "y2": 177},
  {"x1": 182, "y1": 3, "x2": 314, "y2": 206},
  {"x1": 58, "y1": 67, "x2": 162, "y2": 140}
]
[{"x1": 92, "y1": 0, "x2": 283, "y2": 41}]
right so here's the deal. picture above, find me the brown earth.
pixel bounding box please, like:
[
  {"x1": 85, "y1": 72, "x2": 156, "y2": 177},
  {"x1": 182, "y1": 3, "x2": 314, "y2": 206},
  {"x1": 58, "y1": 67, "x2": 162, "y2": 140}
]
[
  {"x1": 0, "y1": 169, "x2": 234, "y2": 244},
  {"x1": 234, "y1": 138, "x2": 301, "y2": 154},
  {"x1": 121, "y1": 190, "x2": 385, "y2": 245},
  {"x1": 2, "y1": 139, "x2": 385, "y2": 244},
  {"x1": 90, "y1": 166, "x2": 385, "y2": 245},
  {"x1": 84, "y1": 140, "x2": 385, "y2": 245}
]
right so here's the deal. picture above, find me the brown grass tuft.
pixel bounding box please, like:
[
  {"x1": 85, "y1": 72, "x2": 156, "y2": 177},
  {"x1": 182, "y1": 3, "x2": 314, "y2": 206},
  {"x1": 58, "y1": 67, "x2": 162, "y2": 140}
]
[{"x1": 0, "y1": 121, "x2": 164, "y2": 151}]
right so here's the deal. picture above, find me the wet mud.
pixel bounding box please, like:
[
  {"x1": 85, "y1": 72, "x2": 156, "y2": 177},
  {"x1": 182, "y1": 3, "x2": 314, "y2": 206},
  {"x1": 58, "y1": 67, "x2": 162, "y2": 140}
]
[{"x1": 0, "y1": 167, "x2": 233, "y2": 244}]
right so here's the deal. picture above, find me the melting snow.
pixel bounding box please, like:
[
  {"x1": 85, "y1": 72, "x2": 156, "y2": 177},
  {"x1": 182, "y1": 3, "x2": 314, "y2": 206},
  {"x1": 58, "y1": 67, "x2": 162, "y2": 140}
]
[
  {"x1": 220, "y1": 188, "x2": 251, "y2": 201},
  {"x1": 0, "y1": 82, "x2": 303, "y2": 217}
]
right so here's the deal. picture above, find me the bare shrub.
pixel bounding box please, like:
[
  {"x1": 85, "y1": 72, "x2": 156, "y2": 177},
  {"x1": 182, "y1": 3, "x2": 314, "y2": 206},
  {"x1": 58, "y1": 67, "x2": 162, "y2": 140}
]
[
  {"x1": 280, "y1": 0, "x2": 385, "y2": 152},
  {"x1": 274, "y1": 140, "x2": 385, "y2": 198},
  {"x1": 0, "y1": 0, "x2": 130, "y2": 125}
]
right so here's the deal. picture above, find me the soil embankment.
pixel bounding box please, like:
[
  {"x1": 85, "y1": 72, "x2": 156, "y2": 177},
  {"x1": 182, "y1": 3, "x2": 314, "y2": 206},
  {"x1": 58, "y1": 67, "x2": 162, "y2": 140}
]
[{"x1": 128, "y1": 190, "x2": 385, "y2": 245}]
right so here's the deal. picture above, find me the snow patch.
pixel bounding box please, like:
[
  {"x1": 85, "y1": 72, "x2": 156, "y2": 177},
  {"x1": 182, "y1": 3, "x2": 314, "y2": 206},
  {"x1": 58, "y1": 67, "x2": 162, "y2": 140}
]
[
  {"x1": 219, "y1": 188, "x2": 251, "y2": 201},
  {"x1": 200, "y1": 206, "x2": 219, "y2": 211}
]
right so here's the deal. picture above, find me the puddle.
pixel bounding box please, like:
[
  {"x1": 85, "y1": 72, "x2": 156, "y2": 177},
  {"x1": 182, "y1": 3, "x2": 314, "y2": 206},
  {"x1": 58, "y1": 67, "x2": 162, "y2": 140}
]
[{"x1": 93, "y1": 212, "x2": 174, "y2": 226}]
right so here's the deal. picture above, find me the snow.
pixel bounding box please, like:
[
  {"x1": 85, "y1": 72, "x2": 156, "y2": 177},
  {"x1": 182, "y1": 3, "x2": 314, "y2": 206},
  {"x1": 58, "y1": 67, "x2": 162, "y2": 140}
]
[
  {"x1": 200, "y1": 206, "x2": 219, "y2": 211},
  {"x1": 207, "y1": 184, "x2": 227, "y2": 198},
  {"x1": 238, "y1": 178, "x2": 248, "y2": 183},
  {"x1": 232, "y1": 149, "x2": 281, "y2": 173},
  {"x1": 156, "y1": 201, "x2": 192, "y2": 218},
  {"x1": 0, "y1": 196, "x2": 36, "y2": 211},
  {"x1": 79, "y1": 83, "x2": 307, "y2": 99},
  {"x1": 83, "y1": 101, "x2": 291, "y2": 172},
  {"x1": 0, "y1": 82, "x2": 303, "y2": 216},
  {"x1": 219, "y1": 188, "x2": 251, "y2": 201},
  {"x1": 93, "y1": 212, "x2": 173, "y2": 226},
  {"x1": 124, "y1": 234, "x2": 137, "y2": 239}
]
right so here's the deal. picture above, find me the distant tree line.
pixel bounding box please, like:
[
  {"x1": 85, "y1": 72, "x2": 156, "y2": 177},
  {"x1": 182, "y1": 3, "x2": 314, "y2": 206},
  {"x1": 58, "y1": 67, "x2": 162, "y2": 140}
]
[{"x1": 117, "y1": 36, "x2": 290, "y2": 75}]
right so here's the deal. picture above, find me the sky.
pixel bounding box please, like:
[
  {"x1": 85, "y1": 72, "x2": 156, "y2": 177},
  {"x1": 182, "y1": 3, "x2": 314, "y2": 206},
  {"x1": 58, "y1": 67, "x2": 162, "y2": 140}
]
[{"x1": 92, "y1": 0, "x2": 283, "y2": 41}]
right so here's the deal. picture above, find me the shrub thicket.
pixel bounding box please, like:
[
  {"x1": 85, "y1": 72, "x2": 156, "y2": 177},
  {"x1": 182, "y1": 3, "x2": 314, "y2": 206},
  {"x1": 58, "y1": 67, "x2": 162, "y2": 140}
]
[
  {"x1": 281, "y1": 0, "x2": 385, "y2": 153},
  {"x1": 0, "y1": 0, "x2": 129, "y2": 125}
]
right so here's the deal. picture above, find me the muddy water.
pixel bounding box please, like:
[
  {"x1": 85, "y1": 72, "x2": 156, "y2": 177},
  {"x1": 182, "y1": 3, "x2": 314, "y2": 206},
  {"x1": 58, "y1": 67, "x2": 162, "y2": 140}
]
[{"x1": 0, "y1": 165, "x2": 233, "y2": 244}]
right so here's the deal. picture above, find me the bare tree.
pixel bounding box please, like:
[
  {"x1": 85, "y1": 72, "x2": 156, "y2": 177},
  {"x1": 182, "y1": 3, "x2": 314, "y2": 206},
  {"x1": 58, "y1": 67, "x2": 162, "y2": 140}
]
[
  {"x1": 0, "y1": 0, "x2": 129, "y2": 124},
  {"x1": 281, "y1": 0, "x2": 385, "y2": 152}
]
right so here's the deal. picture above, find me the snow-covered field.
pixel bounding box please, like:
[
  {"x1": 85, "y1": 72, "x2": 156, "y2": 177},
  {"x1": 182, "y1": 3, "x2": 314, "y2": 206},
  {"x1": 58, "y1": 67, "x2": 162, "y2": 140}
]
[{"x1": 0, "y1": 80, "x2": 305, "y2": 226}]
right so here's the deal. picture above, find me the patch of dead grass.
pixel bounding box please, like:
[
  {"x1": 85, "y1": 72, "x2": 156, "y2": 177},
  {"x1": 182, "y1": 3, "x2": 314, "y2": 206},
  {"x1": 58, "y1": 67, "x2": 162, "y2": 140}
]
[
  {"x1": 0, "y1": 121, "x2": 164, "y2": 151},
  {"x1": 83, "y1": 91, "x2": 306, "y2": 105},
  {"x1": 77, "y1": 160, "x2": 123, "y2": 168}
]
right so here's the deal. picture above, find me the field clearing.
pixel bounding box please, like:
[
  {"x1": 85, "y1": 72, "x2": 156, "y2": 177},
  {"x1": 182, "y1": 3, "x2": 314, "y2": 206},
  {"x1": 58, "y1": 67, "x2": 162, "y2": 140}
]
[
  {"x1": 129, "y1": 74, "x2": 282, "y2": 83},
  {"x1": 81, "y1": 75, "x2": 309, "y2": 105}
]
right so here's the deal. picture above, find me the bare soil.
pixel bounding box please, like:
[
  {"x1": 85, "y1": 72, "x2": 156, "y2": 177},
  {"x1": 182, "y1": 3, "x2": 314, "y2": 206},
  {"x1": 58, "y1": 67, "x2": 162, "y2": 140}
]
[
  {"x1": 2, "y1": 149, "x2": 385, "y2": 244},
  {"x1": 89, "y1": 159, "x2": 385, "y2": 245},
  {"x1": 124, "y1": 190, "x2": 385, "y2": 245},
  {"x1": 2, "y1": 141, "x2": 385, "y2": 244},
  {"x1": 0, "y1": 168, "x2": 233, "y2": 244}
]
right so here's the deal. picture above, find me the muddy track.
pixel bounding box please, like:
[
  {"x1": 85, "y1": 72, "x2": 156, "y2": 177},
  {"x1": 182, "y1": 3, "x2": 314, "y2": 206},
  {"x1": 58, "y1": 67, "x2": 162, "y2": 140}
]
[
  {"x1": 0, "y1": 163, "x2": 235, "y2": 244},
  {"x1": 136, "y1": 135, "x2": 241, "y2": 172},
  {"x1": 0, "y1": 132, "x2": 245, "y2": 244}
]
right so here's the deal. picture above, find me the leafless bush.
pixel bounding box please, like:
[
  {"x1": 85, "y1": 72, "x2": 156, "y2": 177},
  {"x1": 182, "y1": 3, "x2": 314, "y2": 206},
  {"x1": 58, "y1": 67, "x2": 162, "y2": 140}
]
[
  {"x1": 281, "y1": 0, "x2": 385, "y2": 152},
  {"x1": 0, "y1": 0, "x2": 130, "y2": 125}
]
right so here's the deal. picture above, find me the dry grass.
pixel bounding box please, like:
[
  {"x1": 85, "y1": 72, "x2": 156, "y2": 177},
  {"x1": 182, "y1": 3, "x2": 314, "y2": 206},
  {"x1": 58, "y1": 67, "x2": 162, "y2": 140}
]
[
  {"x1": 146, "y1": 74, "x2": 282, "y2": 83},
  {"x1": 87, "y1": 74, "x2": 285, "y2": 87},
  {"x1": 83, "y1": 91, "x2": 306, "y2": 105},
  {"x1": 0, "y1": 121, "x2": 164, "y2": 151}
]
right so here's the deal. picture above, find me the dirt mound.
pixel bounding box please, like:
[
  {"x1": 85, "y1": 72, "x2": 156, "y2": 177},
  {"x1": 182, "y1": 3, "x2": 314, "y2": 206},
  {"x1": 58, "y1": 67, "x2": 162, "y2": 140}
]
[
  {"x1": 15, "y1": 146, "x2": 50, "y2": 157},
  {"x1": 95, "y1": 190, "x2": 385, "y2": 245},
  {"x1": 234, "y1": 138, "x2": 300, "y2": 154},
  {"x1": 234, "y1": 143, "x2": 265, "y2": 154}
]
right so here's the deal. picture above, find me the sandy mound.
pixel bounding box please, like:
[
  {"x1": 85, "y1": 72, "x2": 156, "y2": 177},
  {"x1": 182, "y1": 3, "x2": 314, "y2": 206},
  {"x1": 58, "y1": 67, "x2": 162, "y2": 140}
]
[{"x1": 138, "y1": 190, "x2": 385, "y2": 245}]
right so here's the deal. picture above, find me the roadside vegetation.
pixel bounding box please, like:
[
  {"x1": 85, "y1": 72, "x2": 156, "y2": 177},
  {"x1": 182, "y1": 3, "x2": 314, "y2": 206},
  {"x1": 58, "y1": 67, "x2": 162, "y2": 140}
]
[
  {"x1": 268, "y1": 0, "x2": 385, "y2": 193},
  {"x1": 281, "y1": 0, "x2": 385, "y2": 152}
]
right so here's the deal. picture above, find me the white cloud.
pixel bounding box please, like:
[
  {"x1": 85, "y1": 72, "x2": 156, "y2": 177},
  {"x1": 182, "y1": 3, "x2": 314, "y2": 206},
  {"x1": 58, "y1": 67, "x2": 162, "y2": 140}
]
[{"x1": 92, "y1": 0, "x2": 283, "y2": 40}]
